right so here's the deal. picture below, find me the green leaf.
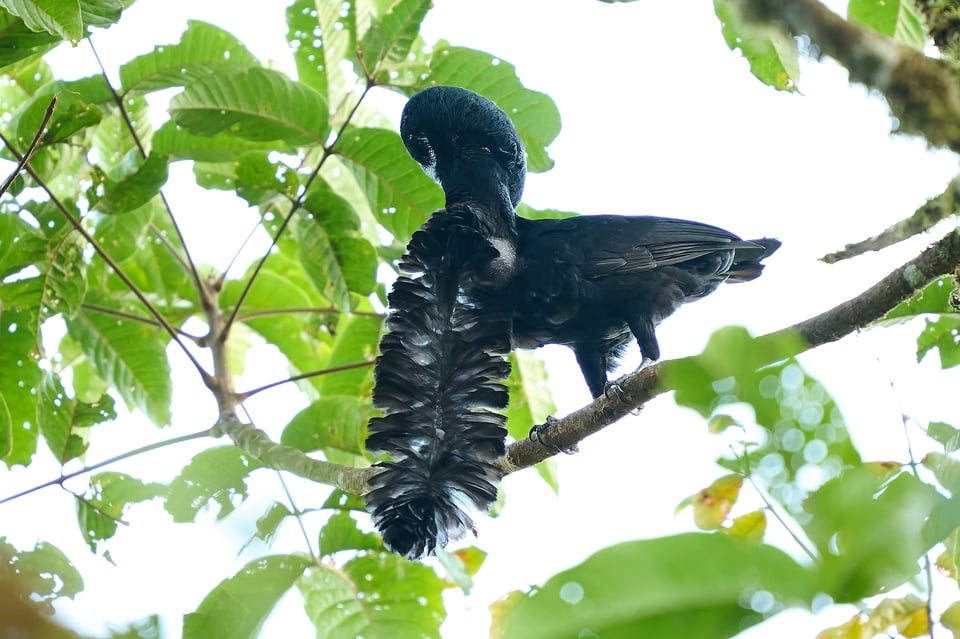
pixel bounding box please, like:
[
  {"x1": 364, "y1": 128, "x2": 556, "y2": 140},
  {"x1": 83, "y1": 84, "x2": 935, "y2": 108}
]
[
  {"x1": 90, "y1": 94, "x2": 151, "y2": 178},
  {"x1": 183, "y1": 554, "x2": 311, "y2": 639},
  {"x1": 298, "y1": 552, "x2": 445, "y2": 638},
  {"x1": 234, "y1": 151, "x2": 296, "y2": 207},
  {"x1": 170, "y1": 67, "x2": 329, "y2": 146},
  {"x1": 165, "y1": 446, "x2": 263, "y2": 523},
  {"x1": 333, "y1": 126, "x2": 442, "y2": 241},
  {"x1": 358, "y1": 0, "x2": 431, "y2": 73},
  {"x1": 153, "y1": 120, "x2": 277, "y2": 162},
  {"x1": 885, "y1": 275, "x2": 956, "y2": 319},
  {"x1": 243, "y1": 502, "x2": 293, "y2": 550},
  {"x1": 0, "y1": 393, "x2": 11, "y2": 458},
  {"x1": 424, "y1": 45, "x2": 561, "y2": 172},
  {"x1": 318, "y1": 511, "x2": 380, "y2": 556},
  {"x1": 119, "y1": 20, "x2": 259, "y2": 93},
  {"x1": 40, "y1": 230, "x2": 87, "y2": 319},
  {"x1": 0, "y1": 301, "x2": 42, "y2": 465},
  {"x1": 285, "y1": 0, "x2": 354, "y2": 100},
  {"x1": 314, "y1": 312, "x2": 381, "y2": 397},
  {"x1": 38, "y1": 371, "x2": 115, "y2": 463},
  {"x1": 927, "y1": 421, "x2": 960, "y2": 452},
  {"x1": 714, "y1": 0, "x2": 800, "y2": 92},
  {"x1": 849, "y1": 0, "x2": 926, "y2": 50},
  {"x1": 0, "y1": 0, "x2": 82, "y2": 42},
  {"x1": 0, "y1": 209, "x2": 46, "y2": 279},
  {"x1": 281, "y1": 395, "x2": 371, "y2": 457},
  {"x1": 506, "y1": 350, "x2": 559, "y2": 493},
  {"x1": 67, "y1": 306, "x2": 172, "y2": 426},
  {"x1": 76, "y1": 471, "x2": 166, "y2": 553},
  {"x1": 91, "y1": 153, "x2": 169, "y2": 215},
  {"x1": 500, "y1": 533, "x2": 815, "y2": 639},
  {"x1": 297, "y1": 182, "x2": 378, "y2": 310},
  {"x1": 0, "y1": 538, "x2": 84, "y2": 609},
  {"x1": 78, "y1": 0, "x2": 122, "y2": 29},
  {"x1": 321, "y1": 488, "x2": 367, "y2": 513},
  {"x1": 917, "y1": 315, "x2": 960, "y2": 368},
  {"x1": 0, "y1": 11, "x2": 60, "y2": 69},
  {"x1": 804, "y1": 470, "x2": 945, "y2": 601}
]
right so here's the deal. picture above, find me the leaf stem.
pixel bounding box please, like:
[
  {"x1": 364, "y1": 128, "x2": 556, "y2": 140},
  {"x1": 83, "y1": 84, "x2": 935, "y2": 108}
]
[
  {"x1": 0, "y1": 95, "x2": 55, "y2": 197},
  {"x1": 233, "y1": 360, "x2": 375, "y2": 402},
  {"x1": 221, "y1": 83, "x2": 375, "y2": 339},
  {"x1": 0, "y1": 428, "x2": 216, "y2": 506}
]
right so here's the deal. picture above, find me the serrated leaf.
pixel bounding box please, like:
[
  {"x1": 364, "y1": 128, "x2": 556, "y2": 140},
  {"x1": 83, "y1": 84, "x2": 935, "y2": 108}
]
[
  {"x1": 500, "y1": 533, "x2": 814, "y2": 639},
  {"x1": 358, "y1": 0, "x2": 431, "y2": 73},
  {"x1": 297, "y1": 182, "x2": 377, "y2": 310},
  {"x1": 281, "y1": 395, "x2": 370, "y2": 457},
  {"x1": 714, "y1": 0, "x2": 800, "y2": 92},
  {"x1": 183, "y1": 554, "x2": 310, "y2": 639},
  {"x1": 849, "y1": 0, "x2": 925, "y2": 50},
  {"x1": 153, "y1": 120, "x2": 277, "y2": 162},
  {"x1": 67, "y1": 306, "x2": 172, "y2": 426},
  {"x1": 333, "y1": 125, "x2": 442, "y2": 241},
  {"x1": 38, "y1": 371, "x2": 115, "y2": 463},
  {"x1": 424, "y1": 45, "x2": 561, "y2": 172},
  {"x1": 91, "y1": 153, "x2": 168, "y2": 215},
  {"x1": 119, "y1": 20, "x2": 258, "y2": 93},
  {"x1": 165, "y1": 446, "x2": 262, "y2": 523},
  {"x1": 0, "y1": 0, "x2": 82, "y2": 42},
  {"x1": 318, "y1": 511, "x2": 380, "y2": 556},
  {"x1": 170, "y1": 67, "x2": 329, "y2": 146},
  {"x1": 0, "y1": 12, "x2": 60, "y2": 69},
  {"x1": 298, "y1": 552, "x2": 445, "y2": 639},
  {"x1": 76, "y1": 471, "x2": 165, "y2": 553}
]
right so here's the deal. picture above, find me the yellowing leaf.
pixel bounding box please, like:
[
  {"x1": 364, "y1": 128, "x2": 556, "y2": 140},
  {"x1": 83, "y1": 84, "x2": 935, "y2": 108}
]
[
  {"x1": 815, "y1": 613, "x2": 865, "y2": 639},
  {"x1": 708, "y1": 413, "x2": 740, "y2": 433},
  {"x1": 719, "y1": 510, "x2": 766, "y2": 543},
  {"x1": 863, "y1": 595, "x2": 927, "y2": 637},
  {"x1": 941, "y1": 601, "x2": 960, "y2": 639},
  {"x1": 680, "y1": 474, "x2": 743, "y2": 530}
]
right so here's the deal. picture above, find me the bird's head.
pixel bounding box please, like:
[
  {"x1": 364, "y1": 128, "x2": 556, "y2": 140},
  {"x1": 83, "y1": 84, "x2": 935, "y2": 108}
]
[{"x1": 400, "y1": 85, "x2": 526, "y2": 209}]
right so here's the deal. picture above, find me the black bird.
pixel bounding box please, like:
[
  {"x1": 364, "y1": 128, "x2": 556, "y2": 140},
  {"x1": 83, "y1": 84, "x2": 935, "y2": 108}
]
[
  {"x1": 398, "y1": 86, "x2": 780, "y2": 400},
  {"x1": 507, "y1": 215, "x2": 780, "y2": 398},
  {"x1": 363, "y1": 86, "x2": 524, "y2": 559}
]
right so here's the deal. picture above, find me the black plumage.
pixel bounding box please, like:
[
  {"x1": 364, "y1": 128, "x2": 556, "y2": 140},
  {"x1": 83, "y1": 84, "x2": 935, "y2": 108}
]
[
  {"x1": 398, "y1": 86, "x2": 781, "y2": 400},
  {"x1": 363, "y1": 86, "x2": 523, "y2": 559},
  {"x1": 505, "y1": 215, "x2": 780, "y2": 398}
]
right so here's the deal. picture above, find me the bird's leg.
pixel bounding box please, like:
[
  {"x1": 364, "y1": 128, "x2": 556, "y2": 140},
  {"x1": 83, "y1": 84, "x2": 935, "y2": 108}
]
[
  {"x1": 528, "y1": 416, "x2": 579, "y2": 455},
  {"x1": 602, "y1": 379, "x2": 628, "y2": 404}
]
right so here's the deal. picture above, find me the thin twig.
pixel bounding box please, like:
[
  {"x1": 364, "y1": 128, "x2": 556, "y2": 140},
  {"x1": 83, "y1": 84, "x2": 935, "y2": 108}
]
[
  {"x1": 221, "y1": 83, "x2": 374, "y2": 339},
  {"x1": 0, "y1": 428, "x2": 215, "y2": 505},
  {"x1": 88, "y1": 39, "x2": 207, "y2": 305},
  {"x1": 0, "y1": 132, "x2": 211, "y2": 381},
  {"x1": 0, "y1": 95, "x2": 56, "y2": 197},
  {"x1": 148, "y1": 223, "x2": 194, "y2": 276},
  {"x1": 236, "y1": 307, "x2": 385, "y2": 321},
  {"x1": 81, "y1": 303, "x2": 204, "y2": 342},
  {"x1": 234, "y1": 360, "x2": 375, "y2": 402}
]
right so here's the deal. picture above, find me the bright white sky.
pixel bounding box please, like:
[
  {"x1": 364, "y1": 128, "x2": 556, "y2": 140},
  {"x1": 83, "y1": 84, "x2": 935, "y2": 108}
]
[{"x1": 4, "y1": 0, "x2": 960, "y2": 637}]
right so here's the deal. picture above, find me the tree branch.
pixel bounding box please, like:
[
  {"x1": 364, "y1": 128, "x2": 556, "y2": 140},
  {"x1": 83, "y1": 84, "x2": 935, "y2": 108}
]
[{"x1": 737, "y1": 0, "x2": 960, "y2": 154}]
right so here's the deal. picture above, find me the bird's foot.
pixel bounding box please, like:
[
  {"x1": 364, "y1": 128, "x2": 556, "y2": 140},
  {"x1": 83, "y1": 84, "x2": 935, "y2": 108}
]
[
  {"x1": 602, "y1": 380, "x2": 628, "y2": 404},
  {"x1": 529, "y1": 416, "x2": 578, "y2": 455}
]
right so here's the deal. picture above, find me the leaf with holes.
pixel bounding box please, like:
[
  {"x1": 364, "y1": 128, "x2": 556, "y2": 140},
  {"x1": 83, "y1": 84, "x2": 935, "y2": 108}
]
[
  {"x1": 0, "y1": 298, "x2": 42, "y2": 466},
  {"x1": 76, "y1": 472, "x2": 166, "y2": 553},
  {"x1": 0, "y1": 538, "x2": 84, "y2": 610},
  {"x1": 37, "y1": 371, "x2": 115, "y2": 463},
  {"x1": 299, "y1": 552, "x2": 445, "y2": 639},
  {"x1": 170, "y1": 67, "x2": 329, "y2": 146},
  {"x1": 165, "y1": 446, "x2": 263, "y2": 523}
]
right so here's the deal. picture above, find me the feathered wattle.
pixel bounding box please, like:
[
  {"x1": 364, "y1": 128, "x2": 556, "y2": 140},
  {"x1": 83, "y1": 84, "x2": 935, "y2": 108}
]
[{"x1": 364, "y1": 207, "x2": 513, "y2": 559}]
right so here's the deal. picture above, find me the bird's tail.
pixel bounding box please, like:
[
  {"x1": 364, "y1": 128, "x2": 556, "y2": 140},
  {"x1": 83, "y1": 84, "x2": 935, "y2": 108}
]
[
  {"x1": 364, "y1": 210, "x2": 512, "y2": 560},
  {"x1": 726, "y1": 238, "x2": 782, "y2": 282}
]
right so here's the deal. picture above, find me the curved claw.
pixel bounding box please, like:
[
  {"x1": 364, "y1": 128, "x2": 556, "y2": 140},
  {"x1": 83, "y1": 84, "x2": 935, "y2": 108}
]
[
  {"x1": 603, "y1": 380, "x2": 629, "y2": 405},
  {"x1": 528, "y1": 416, "x2": 578, "y2": 455}
]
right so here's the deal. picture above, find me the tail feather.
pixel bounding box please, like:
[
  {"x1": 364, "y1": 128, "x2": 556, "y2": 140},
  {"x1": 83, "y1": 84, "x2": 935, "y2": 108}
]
[{"x1": 365, "y1": 208, "x2": 512, "y2": 559}]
